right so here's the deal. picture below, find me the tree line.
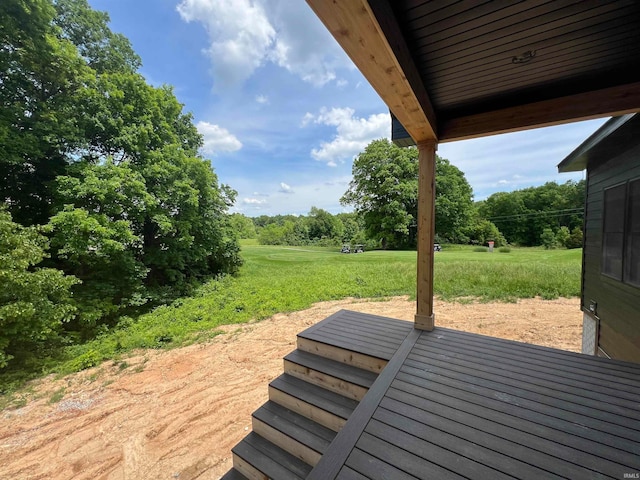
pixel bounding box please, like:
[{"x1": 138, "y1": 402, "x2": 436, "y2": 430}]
[
  {"x1": 244, "y1": 139, "x2": 584, "y2": 251},
  {"x1": 1, "y1": 0, "x2": 241, "y2": 369}
]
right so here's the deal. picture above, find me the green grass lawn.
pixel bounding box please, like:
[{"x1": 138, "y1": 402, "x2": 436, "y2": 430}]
[{"x1": 0, "y1": 244, "x2": 582, "y2": 396}]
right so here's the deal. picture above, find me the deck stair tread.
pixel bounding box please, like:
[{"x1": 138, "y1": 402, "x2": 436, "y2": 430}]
[
  {"x1": 232, "y1": 432, "x2": 312, "y2": 480},
  {"x1": 218, "y1": 468, "x2": 249, "y2": 480},
  {"x1": 253, "y1": 400, "x2": 337, "y2": 455},
  {"x1": 284, "y1": 350, "x2": 378, "y2": 388},
  {"x1": 269, "y1": 374, "x2": 358, "y2": 421},
  {"x1": 298, "y1": 310, "x2": 412, "y2": 361}
]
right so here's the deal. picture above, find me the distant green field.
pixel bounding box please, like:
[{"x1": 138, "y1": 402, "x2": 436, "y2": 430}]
[
  {"x1": 61, "y1": 244, "x2": 580, "y2": 365},
  {"x1": 0, "y1": 244, "x2": 582, "y2": 395}
]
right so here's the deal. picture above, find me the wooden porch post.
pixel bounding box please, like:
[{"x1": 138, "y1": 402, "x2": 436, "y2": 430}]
[{"x1": 415, "y1": 139, "x2": 437, "y2": 331}]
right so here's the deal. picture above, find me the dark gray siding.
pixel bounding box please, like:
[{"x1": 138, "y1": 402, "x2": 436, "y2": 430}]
[{"x1": 584, "y1": 143, "x2": 640, "y2": 363}]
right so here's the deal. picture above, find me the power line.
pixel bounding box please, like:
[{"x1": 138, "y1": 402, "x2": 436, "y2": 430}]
[{"x1": 488, "y1": 207, "x2": 584, "y2": 222}]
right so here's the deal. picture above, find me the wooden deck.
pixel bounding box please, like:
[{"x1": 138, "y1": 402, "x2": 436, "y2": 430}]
[{"x1": 308, "y1": 316, "x2": 640, "y2": 480}]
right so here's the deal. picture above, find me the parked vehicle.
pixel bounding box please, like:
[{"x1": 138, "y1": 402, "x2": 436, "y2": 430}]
[
  {"x1": 340, "y1": 244, "x2": 351, "y2": 253},
  {"x1": 434, "y1": 243, "x2": 442, "y2": 251}
]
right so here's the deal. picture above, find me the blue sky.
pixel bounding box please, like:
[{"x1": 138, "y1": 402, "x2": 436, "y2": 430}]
[{"x1": 88, "y1": 0, "x2": 607, "y2": 217}]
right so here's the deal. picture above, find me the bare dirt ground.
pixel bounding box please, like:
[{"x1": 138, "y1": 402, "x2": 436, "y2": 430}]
[{"x1": 0, "y1": 297, "x2": 581, "y2": 480}]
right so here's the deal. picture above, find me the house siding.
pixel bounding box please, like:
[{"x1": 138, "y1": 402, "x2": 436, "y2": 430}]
[{"x1": 584, "y1": 142, "x2": 640, "y2": 363}]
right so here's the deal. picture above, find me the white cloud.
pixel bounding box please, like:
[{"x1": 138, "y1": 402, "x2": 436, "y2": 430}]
[
  {"x1": 304, "y1": 107, "x2": 390, "y2": 166},
  {"x1": 177, "y1": 0, "x2": 276, "y2": 87},
  {"x1": 196, "y1": 121, "x2": 242, "y2": 155},
  {"x1": 279, "y1": 182, "x2": 294, "y2": 194},
  {"x1": 176, "y1": 0, "x2": 349, "y2": 89},
  {"x1": 243, "y1": 197, "x2": 267, "y2": 205},
  {"x1": 255, "y1": 94, "x2": 269, "y2": 104}
]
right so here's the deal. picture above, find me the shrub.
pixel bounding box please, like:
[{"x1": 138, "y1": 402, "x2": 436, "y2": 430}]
[
  {"x1": 540, "y1": 228, "x2": 557, "y2": 249},
  {"x1": 473, "y1": 246, "x2": 488, "y2": 252},
  {"x1": 565, "y1": 227, "x2": 583, "y2": 249},
  {"x1": 498, "y1": 246, "x2": 511, "y2": 253},
  {"x1": 0, "y1": 208, "x2": 78, "y2": 369}
]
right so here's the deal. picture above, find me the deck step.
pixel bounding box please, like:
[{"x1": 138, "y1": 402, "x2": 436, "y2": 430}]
[
  {"x1": 297, "y1": 335, "x2": 388, "y2": 373},
  {"x1": 232, "y1": 432, "x2": 312, "y2": 480},
  {"x1": 219, "y1": 468, "x2": 249, "y2": 480},
  {"x1": 252, "y1": 400, "x2": 337, "y2": 466},
  {"x1": 284, "y1": 350, "x2": 378, "y2": 401},
  {"x1": 269, "y1": 374, "x2": 358, "y2": 432}
]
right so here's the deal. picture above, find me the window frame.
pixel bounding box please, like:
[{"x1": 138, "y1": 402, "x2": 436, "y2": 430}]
[{"x1": 602, "y1": 177, "x2": 640, "y2": 288}]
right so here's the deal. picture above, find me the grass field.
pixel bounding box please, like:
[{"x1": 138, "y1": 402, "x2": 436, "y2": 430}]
[{"x1": 0, "y1": 243, "x2": 582, "y2": 395}]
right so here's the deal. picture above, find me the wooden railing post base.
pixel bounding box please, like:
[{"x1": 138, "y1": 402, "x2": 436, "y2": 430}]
[{"x1": 414, "y1": 313, "x2": 434, "y2": 331}]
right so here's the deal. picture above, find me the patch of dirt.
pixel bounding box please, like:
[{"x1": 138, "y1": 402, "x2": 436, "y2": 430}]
[{"x1": 0, "y1": 297, "x2": 581, "y2": 480}]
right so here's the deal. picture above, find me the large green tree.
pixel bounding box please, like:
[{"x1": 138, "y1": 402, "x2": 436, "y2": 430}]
[
  {"x1": 341, "y1": 139, "x2": 475, "y2": 248},
  {"x1": 1, "y1": 0, "x2": 242, "y2": 339}
]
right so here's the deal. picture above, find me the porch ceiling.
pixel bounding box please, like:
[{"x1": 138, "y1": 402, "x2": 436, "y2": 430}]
[{"x1": 306, "y1": 0, "x2": 640, "y2": 143}]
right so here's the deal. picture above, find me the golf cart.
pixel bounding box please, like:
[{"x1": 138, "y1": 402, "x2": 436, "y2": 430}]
[
  {"x1": 353, "y1": 244, "x2": 364, "y2": 253},
  {"x1": 340, "y1": 244, "x2": 351, "y2": 253},
  {"x1": 434, "y1": 243, "x2": 442, "y2": 251}
]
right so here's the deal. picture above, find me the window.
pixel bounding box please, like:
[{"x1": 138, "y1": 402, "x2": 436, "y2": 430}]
[
  {"x1": 626, "y1": 180, "x2": 640, "y2": 286},
  {"x1": 602, "y1": 179, "x2": 640, "y2": 286}
]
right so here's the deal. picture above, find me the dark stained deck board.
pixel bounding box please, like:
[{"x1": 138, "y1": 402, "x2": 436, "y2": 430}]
[
  {"x1": 233, "y1": 432, "x2": 311, "y2": 480},
  {"x1": 301, "y1": 310, "x2": 413, "y2": 337},
  {"x1": 305, "y1": 313, "x2": 640, "y2": 480},
  {"x1": 348, "y1": 434, "x2": 465, "y2": 480},
  {"x1": 254, "y1": 401, "x2": 336, "y2": 454},
  {"x1": 269, "y1": 375, "x2": 357, "y2": 421},
  {"x1": 300, "y1": 331, "x2": 399, "y2": 360},
  {"x1": 335, "y1": 466, "x2": 369, "y2": 480},
  {"x1": 285, "y1": 350, "x2": 378, "y2": 388},
  {"x1": 408, "y1": 343, "x2": 640, "y2": 412},
  {"x1": 397, "y1": 364, "x2": 640, "y2": 441},
  {"x1": 316, "y1": 317, "x2": 411, "y2": 340},
  {"x1": 365, "y1": 417, "x2": 525, "y2": 480},
  {"x1": 422, "y1": 327, "x2": 640, "y2": 381},
  {"x1": 388, "y1": 378, "x2": 640, "y2": 458},
  {"x1": 298, "y1": 310, "x2": 412, "y2": 361},
  {"x1": 309, "y1": 322, "x2": 409, "y2": 347},
  {"x1": 379, "y1": 394, "x2": 639, "y2": 473},
  {"x1": 404, "y1": 351, "x2": 640, "y2": 420},
  {"x1": 374, "y1": 404, "x2": 629, "y2": 478}
]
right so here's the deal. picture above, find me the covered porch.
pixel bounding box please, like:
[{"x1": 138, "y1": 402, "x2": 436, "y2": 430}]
[{"x1": 223, "y1": 1, "x2": 640, "y2": 478}]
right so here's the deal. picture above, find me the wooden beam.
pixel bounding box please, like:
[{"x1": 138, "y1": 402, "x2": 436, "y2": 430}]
[
  {"x1": 306, "y1": 0, "x2": 437, "y2": 143},
  {"x1": 440, "y1": 82, "x2": 640, "y2": 142},
  {"x1": 415, "y1": 140, "x2": 437, "y2": 331}
]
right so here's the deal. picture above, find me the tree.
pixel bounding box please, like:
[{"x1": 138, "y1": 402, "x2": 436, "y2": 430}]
[
  {"x1": 479, "y1": 181, "x2": 585, "y2": 246},
  {"x1": 229, "y1": 213, "x2": 257, "y2": 239},
  {"x1": 0, "y1": 0, "x2": 91, "y2": 226},
  {"x1": 307, "y1": 207, "x2": 344, "y2": 243},
  {"x1": 0, "y1": 208, "x2": 78, "y2": 368},
  {"x1": 341, "y1": 139, "x2": 474, "y2": 248},
  {"x1": 556, "y1": 226, "x2": 571, "y2": 248},
  {"x1": 2, "y1": 0, "x2": 242, "y2": 335},
  {"x1": 434, "y1": 156, "x2": 473, "y2": 242},
  {"x1": 540, "y1": 228, "x2": 557, "y2": 249},
  {"x1": 566, "y1": 226, "x2": 583, "y2": 249}
]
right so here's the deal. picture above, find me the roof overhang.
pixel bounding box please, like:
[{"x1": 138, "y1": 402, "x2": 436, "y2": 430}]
[
  {"x1": 307, "y1": 0, "x2": 640, "y2": 145},
  {"x1": 558, "y1": 113, "x2": 640, "y2": 172}
]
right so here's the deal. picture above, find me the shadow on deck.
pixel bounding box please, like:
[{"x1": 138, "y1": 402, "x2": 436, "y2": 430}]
[{"x1": 223, "y1": 310, "x2": 640, "y2": 480}]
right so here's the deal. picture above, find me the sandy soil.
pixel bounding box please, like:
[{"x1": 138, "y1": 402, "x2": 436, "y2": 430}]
[{"x1": 0, "y1": 297, "x2": 582, "y2": 480}]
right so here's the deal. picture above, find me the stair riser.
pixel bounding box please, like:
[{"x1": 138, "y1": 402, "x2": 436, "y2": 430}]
[
  {"x1": 297, "y1": 337, "x2": 387, "y2": 374},
  {"x1": 252, "y1": 417, "x2": 322, "y2": 466},
  {"x1": 232, "y1": 453, "x2": 268, "y2": 480},
  {"x1": 268, "y1": 385, "x2": 346, "y2": 432},
  {"x1": 283, "y1": 360, "x2": 369, "y2": 402}
]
